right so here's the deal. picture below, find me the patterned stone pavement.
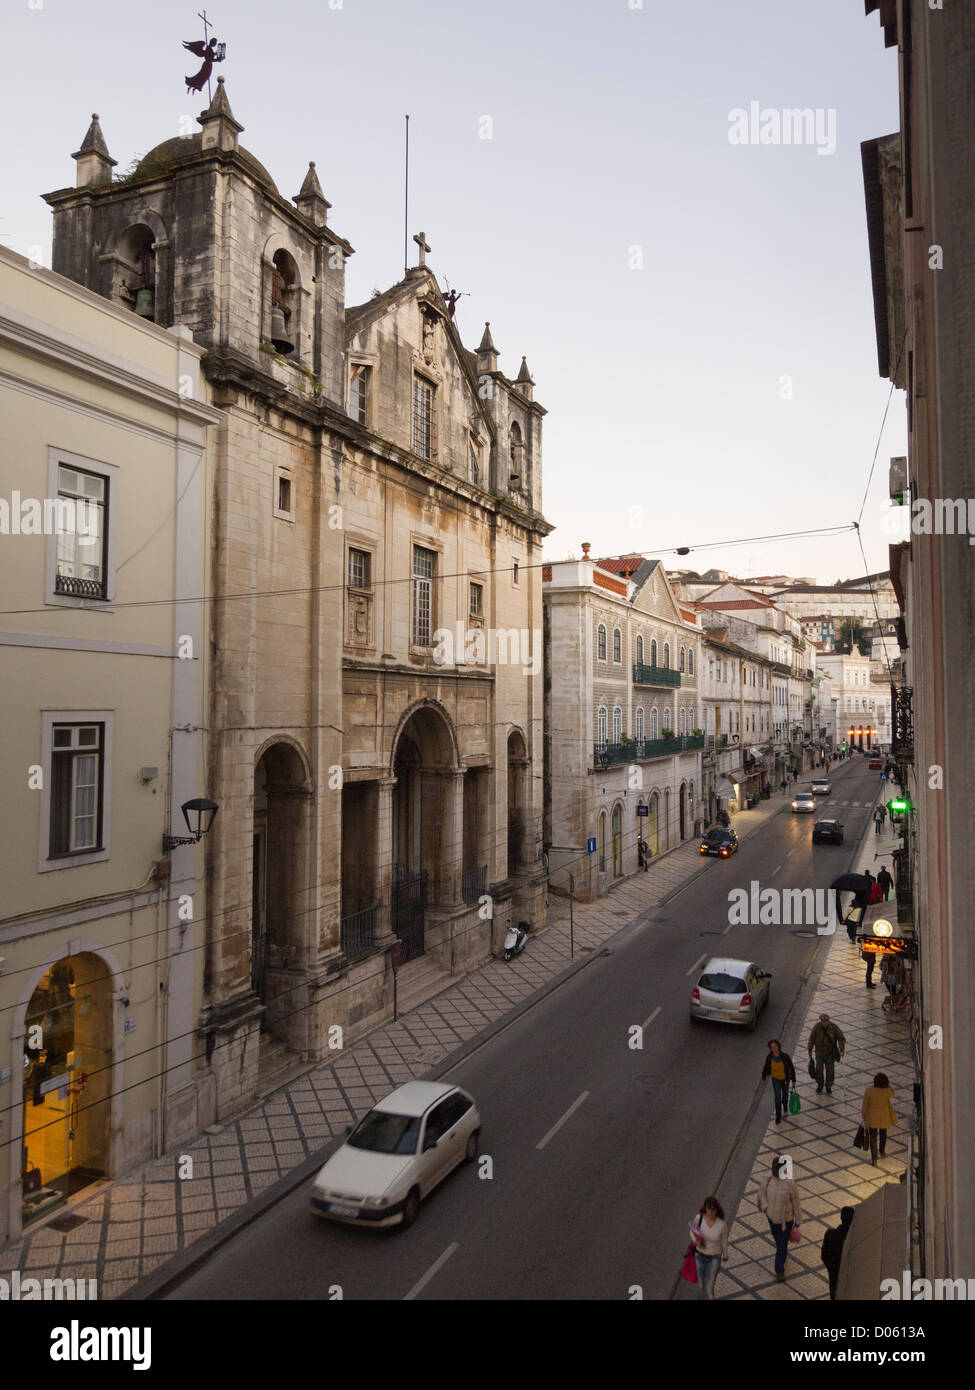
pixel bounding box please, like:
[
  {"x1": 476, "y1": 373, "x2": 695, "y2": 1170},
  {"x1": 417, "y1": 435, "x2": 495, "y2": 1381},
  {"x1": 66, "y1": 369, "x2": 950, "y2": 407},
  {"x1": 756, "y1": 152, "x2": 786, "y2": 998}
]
[
  {"x1": 0, "y1": 792, "x2": 789, "y2": 1300},
  {"x1": 704, "y1": 792, "x2": 912, "y2": 1301}
]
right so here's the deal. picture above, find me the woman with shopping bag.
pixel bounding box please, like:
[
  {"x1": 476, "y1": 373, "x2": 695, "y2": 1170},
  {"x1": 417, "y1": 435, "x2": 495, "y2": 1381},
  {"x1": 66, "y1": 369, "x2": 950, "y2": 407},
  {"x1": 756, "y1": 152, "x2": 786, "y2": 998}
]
[
  {"x1": 686, "y1": 1196, "x2": 729, "y2": 1299},
  {"x1": 861, "y1": 1072, "x2": 898, "y2": 1165}
]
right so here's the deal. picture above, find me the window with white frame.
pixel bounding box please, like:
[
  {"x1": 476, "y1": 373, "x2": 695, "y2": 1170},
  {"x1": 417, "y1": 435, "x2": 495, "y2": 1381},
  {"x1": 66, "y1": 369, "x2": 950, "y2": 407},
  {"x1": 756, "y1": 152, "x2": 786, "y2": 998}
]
[
  {"x1": 688, "y1": 648, "x2": 694, "y2": 675},
  {"x1": 679, "y1": 646, "x2": 686, "y2": 673},
  {"x1": 650, "y1": 638, "x2": 658, "y2": 666},
  {"x1": 348, "y1": 547, "x2": 371, "y2": 591},
  {"x1": 349, "y1": 363, "x2": 370, "y2": 425},
  {"x1": 50, "y1": 722, "x2": 104, "y2": 856},
  {"x1": 55, "y1": 463, "x2": 108, "y2": 600},
  {"x1": 411, "y1": 544, "x2": 436, "y2": 646},
  {"x1": 613, "y1": 707, "x2": 623, "y2": 743},
  {"x1": 469, "y1": 581, "x2": 483, "y2": 618},
  {"x1": 636, "y1": 634, "x2": 644, "y2": 666},
  {"x1": 613, "y1": 628, "x2": 622, "y2": 663},
  {"x1": 679, "y1": 707, "x2": 686, "y2": 735},
  {"x1": 636, "y1": 707, "x2": 644, "y2": 739},
  {"x1": 597, "y1": 706, "x2": 608, "y2": 745},
  {"x1": 650, "y1": 707, "x2": 658, "y2": 739},
  {"x1": 597, "y1": 624, "x2": 607, "y2": 661},
  {"x1": 663, "y1": 642, "x2": 671, "y2": 667},
  {"x1": 412, "y1": 375, "x2": 434, "y2": 459}
]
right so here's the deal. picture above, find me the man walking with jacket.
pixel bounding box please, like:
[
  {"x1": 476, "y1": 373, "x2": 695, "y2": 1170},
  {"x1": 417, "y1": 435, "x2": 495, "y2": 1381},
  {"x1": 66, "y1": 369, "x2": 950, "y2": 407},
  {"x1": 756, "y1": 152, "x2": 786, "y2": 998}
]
[
  {"x1": 808, "y1": 1014, "x2": 846, "y2": 1095},
  {"x1": 877, "y1": 866, "x2": 893, "y2": 901}
]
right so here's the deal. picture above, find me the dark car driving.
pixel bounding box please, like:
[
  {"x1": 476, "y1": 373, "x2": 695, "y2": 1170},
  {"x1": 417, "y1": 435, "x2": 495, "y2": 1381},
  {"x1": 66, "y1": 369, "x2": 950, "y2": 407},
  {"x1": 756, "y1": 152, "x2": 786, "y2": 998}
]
[
  {"x1": 700, "y1": 827, "x2": 739, "y2": 858},
  {"x1": 812, "y1": 818, "x2": 844, "y2": 845}
]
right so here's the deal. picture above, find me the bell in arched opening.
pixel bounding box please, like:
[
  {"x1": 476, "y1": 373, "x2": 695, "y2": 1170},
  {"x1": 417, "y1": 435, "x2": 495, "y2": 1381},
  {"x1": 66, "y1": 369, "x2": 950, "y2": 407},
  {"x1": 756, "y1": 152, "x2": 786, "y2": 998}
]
[
  {"x1": 134, "y1": 287, "x2": 155, "y2": 319},
  {"x1": 270, "y1": 304, "x2": 294, "y2": 354}
]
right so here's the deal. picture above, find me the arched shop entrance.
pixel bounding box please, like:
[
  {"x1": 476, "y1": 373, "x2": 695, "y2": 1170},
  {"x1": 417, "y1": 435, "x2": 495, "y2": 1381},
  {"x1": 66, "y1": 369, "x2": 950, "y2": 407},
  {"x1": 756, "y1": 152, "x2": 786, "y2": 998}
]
[{"x1": 21, "y1": 953, "x2": 112, "y2": 1228}]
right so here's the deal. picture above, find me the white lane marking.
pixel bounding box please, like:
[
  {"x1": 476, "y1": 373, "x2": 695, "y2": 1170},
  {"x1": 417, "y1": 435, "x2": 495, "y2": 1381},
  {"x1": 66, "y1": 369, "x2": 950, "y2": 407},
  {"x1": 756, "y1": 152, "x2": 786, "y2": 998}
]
[
  {"x1": 771, "y1": 863, "x2": 782, "y2": 877},
  {"x1": 537, "y1": 1090, "x2": 590, "y2": 1151},
  {"x1": 686, "y1": 952, "x2": 707, "y2": 977},
  {"x1": 720, "y1": 920, "x2": 734, "y2": 935},
  {"x1": 404, "y1": 1242, "x2": 460, "y2": 1301},
  {"x1": 641, "y1": 1006, "x2": 661, "y2": 1030}
]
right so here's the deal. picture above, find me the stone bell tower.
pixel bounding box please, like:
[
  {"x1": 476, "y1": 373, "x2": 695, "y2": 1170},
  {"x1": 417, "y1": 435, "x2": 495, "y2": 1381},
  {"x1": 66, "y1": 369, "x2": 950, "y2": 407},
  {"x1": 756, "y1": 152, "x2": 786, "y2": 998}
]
[{"x1": 43, "y1": 80, "x2": 353, "y2": 407}]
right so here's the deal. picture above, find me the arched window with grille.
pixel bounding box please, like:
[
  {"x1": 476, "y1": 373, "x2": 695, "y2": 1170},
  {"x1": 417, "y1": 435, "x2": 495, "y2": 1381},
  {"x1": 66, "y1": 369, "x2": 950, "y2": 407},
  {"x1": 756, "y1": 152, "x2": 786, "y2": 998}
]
[
  {"x1": 679, "y1": 707, "x2": 686, "y2": 735},
  {"x1": 650, "y1": 707, "x2": 658, "y2": 739},
  {"x1": 612, "y1": 804, "x2": 623, "y2": 877},
  {"x1": 613, "y1": 707, "x2": 623, "y2": 743},
  {"x1": 636, "y1": 707, "x2": 644, "y2": 740},
  {"x1": 597, "y1": 706, "x2": 608, "y2": 745},
  {"x1": 687, "y1": 648, "x2": 694, "y2": 675},
  {"x1": 636, "y1": 634, "x2": 644, "y2": 666},
  {"x1": 650, "y1": 638, "x2": 658, "y2": 667},
  {"x1": 663, "y1": 642, "x2": 671, "y2": 668},
  {"x1": 613, "y1": 628, "x2": 622, "y2": 663},
  {"x1": 679, "y1": 646, "x2": 686, "y2": 673},
  {"x1": 597, "y1": 625, "x2": 607, "y2": 661}
]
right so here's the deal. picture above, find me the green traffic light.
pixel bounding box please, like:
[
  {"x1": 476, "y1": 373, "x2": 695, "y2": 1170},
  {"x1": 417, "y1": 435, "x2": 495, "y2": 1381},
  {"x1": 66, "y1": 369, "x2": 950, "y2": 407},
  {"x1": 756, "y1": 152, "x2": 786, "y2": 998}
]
[{"x1": 888, "y1": 799, "x2": 910, "y2": 813}]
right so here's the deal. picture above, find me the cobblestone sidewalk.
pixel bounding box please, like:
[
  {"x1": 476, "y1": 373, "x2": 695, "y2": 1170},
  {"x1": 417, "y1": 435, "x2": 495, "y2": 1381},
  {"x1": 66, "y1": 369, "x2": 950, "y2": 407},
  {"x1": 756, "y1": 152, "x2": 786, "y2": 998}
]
[
  {"x1": 0, "y1": 794, "x2": 787, "y2": 1300},
  {"x1": 712, "y1": 792, "x2": 912, "y2": 1301}
]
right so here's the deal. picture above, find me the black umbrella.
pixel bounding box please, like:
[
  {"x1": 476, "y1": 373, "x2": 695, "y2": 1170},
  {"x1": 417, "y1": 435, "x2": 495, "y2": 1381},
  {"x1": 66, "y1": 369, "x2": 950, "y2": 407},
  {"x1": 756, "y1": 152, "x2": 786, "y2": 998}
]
[{"x1": 830, "y1": 873, "x2": 871, "y2": 894}]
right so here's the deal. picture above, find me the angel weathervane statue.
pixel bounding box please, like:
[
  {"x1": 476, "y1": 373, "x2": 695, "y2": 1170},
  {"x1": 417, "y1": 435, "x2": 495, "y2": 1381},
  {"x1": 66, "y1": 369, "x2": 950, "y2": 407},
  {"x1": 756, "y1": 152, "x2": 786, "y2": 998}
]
[{"x1": 183, "y1": 10, "x2": 226, "y2": 97}]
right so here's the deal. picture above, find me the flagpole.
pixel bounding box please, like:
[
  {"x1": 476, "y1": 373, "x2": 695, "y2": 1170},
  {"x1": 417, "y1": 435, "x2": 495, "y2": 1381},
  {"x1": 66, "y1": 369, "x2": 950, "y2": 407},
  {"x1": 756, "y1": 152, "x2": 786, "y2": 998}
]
[{"x1": 404, "y1": 114, "x2": 410, "y2": 276}]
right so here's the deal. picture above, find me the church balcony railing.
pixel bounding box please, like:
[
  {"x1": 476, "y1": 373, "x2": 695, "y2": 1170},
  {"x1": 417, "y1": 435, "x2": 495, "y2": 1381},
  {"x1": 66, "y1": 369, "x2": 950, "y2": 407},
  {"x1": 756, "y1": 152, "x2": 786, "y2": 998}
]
[
  {"x1": 340, "y1": 904, "x2": 378, "y2": 960},
  {"x1": 461, "y1": 865, "x2": 488, "y2": 904}
]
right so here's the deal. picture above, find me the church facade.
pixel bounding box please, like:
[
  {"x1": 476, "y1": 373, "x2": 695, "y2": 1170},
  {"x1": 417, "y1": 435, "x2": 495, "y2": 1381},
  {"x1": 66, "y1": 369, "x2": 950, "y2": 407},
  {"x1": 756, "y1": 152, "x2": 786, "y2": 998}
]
[{"x1": 42, "y1": 82, "x2": 550, "y2": 1132}]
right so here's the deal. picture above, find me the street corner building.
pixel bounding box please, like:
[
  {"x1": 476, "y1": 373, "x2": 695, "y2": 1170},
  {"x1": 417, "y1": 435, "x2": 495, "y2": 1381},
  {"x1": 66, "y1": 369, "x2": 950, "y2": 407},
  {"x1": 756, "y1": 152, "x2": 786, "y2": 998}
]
[
  {"x1": 2, "y1": 80, "x2": 552, "y2": 1200},
  {"x1": 0, "y1": 234, "x2": 218, "y2": 1241},
  {"x1": 543, "y1": 553, "x2": 704, "y2": 899}
]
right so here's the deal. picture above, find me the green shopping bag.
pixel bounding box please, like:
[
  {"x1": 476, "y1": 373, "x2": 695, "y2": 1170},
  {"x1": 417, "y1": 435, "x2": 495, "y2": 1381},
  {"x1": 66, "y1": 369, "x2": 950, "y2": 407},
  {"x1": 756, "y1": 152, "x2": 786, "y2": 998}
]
[{"x1": 789, "y1": 1087, "x2": 801, "y2": 1115}]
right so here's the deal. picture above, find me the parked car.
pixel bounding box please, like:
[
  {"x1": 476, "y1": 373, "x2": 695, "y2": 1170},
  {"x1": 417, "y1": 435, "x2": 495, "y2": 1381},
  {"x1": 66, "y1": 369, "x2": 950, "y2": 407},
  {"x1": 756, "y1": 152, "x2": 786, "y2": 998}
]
[
  {"x1": 810, "y1": 779, "x2": 831, "y2": 795},
  {"x1": 868, "y1": 757, "x2": 883, "y2": 769},
  {"x1": 791, "y1": 790, "x2": 817, "y2": 812},
  {"x1": 690, "y1": 957, "x2": 772, "y2": 1031},
  {"x1": 812, "y1": 818, "x2": 844, "y2": 845},
  {"x1": 310, "y1": 1081, "x2": 480, "y2": 1229},
  {"x1": 700, "y1": 826, "x2": 739, "y2": 857}
]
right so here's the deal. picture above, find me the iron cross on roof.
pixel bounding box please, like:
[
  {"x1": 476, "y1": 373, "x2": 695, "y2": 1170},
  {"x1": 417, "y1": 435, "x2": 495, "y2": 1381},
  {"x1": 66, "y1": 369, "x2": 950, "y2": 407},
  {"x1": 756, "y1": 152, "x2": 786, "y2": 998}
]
[{"x1": 413, "y1": 232, "x2": 431, "y2": 267}]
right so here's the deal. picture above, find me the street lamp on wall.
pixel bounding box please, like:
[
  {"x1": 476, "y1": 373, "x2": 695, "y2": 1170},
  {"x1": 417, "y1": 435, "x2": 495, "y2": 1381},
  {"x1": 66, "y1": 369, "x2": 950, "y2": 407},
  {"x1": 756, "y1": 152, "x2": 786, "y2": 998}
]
[{"x1": 163, "y1": 797, "x2": 219, "y2": 854}]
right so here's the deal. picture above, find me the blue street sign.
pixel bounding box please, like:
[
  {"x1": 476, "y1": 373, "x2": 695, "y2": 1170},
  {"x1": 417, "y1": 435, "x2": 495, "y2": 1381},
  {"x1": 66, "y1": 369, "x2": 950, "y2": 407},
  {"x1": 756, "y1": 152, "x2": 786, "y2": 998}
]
[{"x1": 586, "y1": 837, "x2": 597, "y2": 853}]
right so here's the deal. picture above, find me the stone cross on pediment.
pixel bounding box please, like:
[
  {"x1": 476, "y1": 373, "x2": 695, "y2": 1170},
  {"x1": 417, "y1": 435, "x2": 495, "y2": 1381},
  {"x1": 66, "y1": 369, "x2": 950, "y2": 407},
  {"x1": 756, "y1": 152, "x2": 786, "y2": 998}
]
[{"x1": 413, "y1": 231, "x2": 431, "y2": 267}]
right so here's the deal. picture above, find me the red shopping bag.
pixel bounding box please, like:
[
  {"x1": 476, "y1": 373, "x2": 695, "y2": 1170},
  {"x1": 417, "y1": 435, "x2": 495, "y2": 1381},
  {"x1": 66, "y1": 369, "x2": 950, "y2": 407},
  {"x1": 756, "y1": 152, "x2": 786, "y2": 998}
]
[{"x1": 681, "y1": 1244, "x2": 698, "y2": 1283}]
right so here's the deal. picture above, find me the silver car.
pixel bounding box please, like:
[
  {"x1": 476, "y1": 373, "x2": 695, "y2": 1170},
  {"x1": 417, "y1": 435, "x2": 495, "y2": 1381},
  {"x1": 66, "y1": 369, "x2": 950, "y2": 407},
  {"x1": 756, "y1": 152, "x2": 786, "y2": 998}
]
[
  {"x1": 792, "y1": 790, "x2": 817, "y2": 812},
  {"x1": 690, "y1": 957, "x2": 772, "y2": 1032},
  {"x1": 310, "y1": 1081, "x2": 480, "y2": 1229}
]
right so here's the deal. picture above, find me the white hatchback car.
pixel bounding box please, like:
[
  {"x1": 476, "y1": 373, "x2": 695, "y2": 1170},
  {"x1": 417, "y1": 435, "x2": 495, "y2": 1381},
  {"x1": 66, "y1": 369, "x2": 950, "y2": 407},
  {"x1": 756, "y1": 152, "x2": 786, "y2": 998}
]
[
  {"x1": 690, "y1": 957, "x2": 772, "y2": 1031},
  {"x1": 811, "y1": 779, "x2": 831, "y2": 795},
  {"x1": 310, "y1": 1081, "x2": 480, "y2": 1229},
  {"x1": 792, "y1": 790, "x2": 817, "y2": 812}
]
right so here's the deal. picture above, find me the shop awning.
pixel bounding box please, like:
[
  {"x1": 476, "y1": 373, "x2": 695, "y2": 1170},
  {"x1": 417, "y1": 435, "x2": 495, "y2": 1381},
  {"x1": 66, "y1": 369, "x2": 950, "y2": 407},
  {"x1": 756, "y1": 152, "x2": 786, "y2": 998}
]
[
  {"x1": 727, "y1": 768, "x2": 745, "y2": 783},
  {"x1": 714, "y1": 778, "x2": 736, "y2": 797},
  {"x1": 835, "y1": 1180, "x2": 908, "y2": 1300}
]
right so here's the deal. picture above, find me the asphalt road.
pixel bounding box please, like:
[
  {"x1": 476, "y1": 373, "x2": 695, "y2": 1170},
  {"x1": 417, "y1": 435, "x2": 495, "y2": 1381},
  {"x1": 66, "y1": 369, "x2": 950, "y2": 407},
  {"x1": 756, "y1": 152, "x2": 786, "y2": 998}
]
[{"x1": 167, "y1": 756, "x2": 883, "y2": 1301}]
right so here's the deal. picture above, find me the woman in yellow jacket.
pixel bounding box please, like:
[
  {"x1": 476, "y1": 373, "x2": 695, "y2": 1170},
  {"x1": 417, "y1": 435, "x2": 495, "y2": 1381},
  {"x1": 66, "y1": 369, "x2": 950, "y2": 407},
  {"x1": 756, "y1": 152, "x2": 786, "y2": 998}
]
[{"x1": 861, "y1": 1071, "x2": 897, "y2": 1165}]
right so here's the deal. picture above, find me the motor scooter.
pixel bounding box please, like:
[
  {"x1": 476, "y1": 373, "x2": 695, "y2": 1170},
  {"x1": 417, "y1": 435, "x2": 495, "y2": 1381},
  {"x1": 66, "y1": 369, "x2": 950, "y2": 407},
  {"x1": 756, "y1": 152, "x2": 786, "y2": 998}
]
[{"x1": 503, "y1": 920, "x2": 530, "y2": 962}]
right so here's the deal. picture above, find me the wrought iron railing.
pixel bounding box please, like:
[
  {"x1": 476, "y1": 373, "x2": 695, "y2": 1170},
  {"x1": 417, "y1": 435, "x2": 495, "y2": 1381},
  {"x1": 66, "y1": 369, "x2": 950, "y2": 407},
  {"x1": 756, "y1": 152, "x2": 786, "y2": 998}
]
[
  {"x1": 632, "y1": 662, "x2": 681, "y2": 687},
  {"x1": 892, "y1": 683, "x2": 914, "y2": 762},
  {"x1": 55, "y1": 571, "x2": 106, "y2": 600},
  {"x1": 462, "y1": 864, "x2": 487, "y2": 904},
  {"x1": 340, "y1": 904, "x2": 377, "y2": 958},
  {"x1": 594, "y1": 734, "x2": 704, "y2": 767}
]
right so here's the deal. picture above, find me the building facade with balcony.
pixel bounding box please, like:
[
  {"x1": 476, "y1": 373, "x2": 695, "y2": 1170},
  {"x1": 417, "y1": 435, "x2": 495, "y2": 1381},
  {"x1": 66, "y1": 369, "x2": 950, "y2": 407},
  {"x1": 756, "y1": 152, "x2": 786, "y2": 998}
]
[
  {"x1": 543, "y1": 554, "x2": 702, "y2": 899},
  {"x1": 862, "y1": 0, "x2": 975, "y2": 1283},
  {"x1": 42, "y1": 89, "x2": 550, "y2": 1125},
  {"x1": 0, "y1": 245, "x2": 219, "y2": 1241}
]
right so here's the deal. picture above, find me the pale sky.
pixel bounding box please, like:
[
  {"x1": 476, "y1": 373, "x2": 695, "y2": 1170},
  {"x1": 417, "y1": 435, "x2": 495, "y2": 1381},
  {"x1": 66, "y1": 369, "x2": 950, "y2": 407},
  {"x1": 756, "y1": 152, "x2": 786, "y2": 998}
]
[{"x1": 1, "y1": 0, "x2": 906, "y2": 585}]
